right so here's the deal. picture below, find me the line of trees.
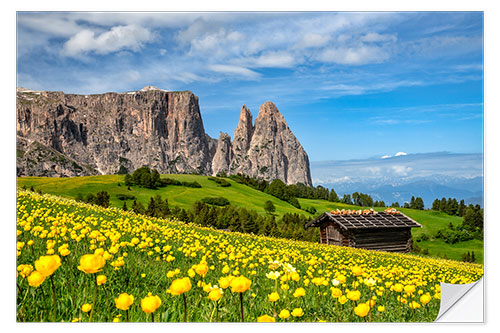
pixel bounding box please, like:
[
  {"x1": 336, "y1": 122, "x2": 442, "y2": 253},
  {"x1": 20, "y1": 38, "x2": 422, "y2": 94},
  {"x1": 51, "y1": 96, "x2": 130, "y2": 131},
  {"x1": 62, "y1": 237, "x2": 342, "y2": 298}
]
[
  {"x1": 123, "y1": 193, "x2": 317, "y2": 242},
  {"x1": 432, "y1": 197, "x2": 469, "y2": 216}
]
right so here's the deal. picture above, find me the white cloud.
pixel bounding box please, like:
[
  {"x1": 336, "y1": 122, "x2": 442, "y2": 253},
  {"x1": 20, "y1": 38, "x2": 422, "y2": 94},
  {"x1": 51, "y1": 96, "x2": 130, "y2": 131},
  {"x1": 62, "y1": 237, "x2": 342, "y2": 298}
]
[
  {"x1": 208, "y1": 64, "x2": 260, "y2": 79},
  {"x1": 242, "y1": 51, "x2": 297, "y2": 68},
  {"x1": 361, "y1": 32, "x2": 397, "y2": 43},
  {"x1": 381, "y1": 155, "x2": 392, "y2": 159},
  {"x1": 62, "y1": 25, "x2": 152, "y2": 57},
  {"x1": 395, "y1": 152, "x2": 408, "y2": 156},
  {"x1": 391, "y1": 165, "x2": 412, "y2": 176},
  {"x1": 317, "y1": 44, "x2": 391, "y2": 65},
  {"x1": 294, "y1": 33, "x2": 330, "y2": 49}
]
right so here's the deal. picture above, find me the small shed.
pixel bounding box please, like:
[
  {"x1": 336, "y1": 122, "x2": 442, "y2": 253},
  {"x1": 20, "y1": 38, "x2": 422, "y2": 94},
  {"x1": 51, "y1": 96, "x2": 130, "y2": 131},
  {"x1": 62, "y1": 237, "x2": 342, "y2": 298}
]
[{"x1": 305, "y1": 208, "x2": 422, "y2": 253}]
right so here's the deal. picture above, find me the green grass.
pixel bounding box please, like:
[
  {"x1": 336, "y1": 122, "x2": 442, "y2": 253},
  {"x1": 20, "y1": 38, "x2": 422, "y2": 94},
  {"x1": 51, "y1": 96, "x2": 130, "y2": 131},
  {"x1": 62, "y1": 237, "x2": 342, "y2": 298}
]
[
  {"x1": 17, "y1": 175, "x2": 308, "y2": 217},
  {"x1": 17, "y1": 175, "x2": 483, "y2": 263}
]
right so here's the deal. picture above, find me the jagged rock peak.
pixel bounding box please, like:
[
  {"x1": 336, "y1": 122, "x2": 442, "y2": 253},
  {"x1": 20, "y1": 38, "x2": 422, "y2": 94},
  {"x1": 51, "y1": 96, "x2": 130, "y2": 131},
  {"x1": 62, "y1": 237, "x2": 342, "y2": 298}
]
[
  {"x1": 212, "y1": 132, "x2": 233, "y2": 176},
  {"x1": 256, "y1": 101, "x2": 286, "y2": 122}
]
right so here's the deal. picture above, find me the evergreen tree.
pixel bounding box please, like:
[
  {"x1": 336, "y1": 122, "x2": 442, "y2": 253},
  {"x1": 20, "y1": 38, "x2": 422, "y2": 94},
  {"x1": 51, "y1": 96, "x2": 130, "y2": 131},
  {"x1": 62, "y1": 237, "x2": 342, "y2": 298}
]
[
  {"x1": 328, "y1": 188, "x2": 339, "y2": 202},
  {"x1": 458, "y1": 200, "x2": 466, "y2": 216},
  {"x1": 440, "y1": 197, "x2": 447, "y2": 212},
  {"x1": 264, "y1": 200, "x2": 276, "y2": 214},
  {"x1": 95, "y1": 191, "x2": 110, "y2": 208},
  {"x1": 410, "y1": 196, "x2": 416, "y2": 209},
  {"x1": 432, "y1": 199, "x2": 440, "y2": 211},
  {"x1": 391, "y1": 202, "x2": 400, "y2": 208},
  {"x1": 131, "y1": 200, "x2": 145, "y2": 215},
  {"x1": 414, "y1": 197, "x2": 424, "y2": 210},
  {"x1": 341, "y1": 194, "x2": 353, "y2": 205}
]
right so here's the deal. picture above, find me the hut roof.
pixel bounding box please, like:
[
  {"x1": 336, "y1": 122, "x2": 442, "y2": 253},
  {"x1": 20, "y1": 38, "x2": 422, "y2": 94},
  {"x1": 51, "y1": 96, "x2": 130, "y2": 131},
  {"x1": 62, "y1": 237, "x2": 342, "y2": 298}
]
[{"x1": 305, "y1": 211, "x2": 422, "y2": 230}]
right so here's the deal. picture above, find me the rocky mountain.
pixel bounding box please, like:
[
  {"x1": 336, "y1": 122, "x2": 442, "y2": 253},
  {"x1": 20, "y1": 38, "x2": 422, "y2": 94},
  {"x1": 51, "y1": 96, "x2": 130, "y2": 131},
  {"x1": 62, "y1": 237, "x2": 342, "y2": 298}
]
[{"x1": 16, "y1": 87, "x2": 312, "y2": 186}]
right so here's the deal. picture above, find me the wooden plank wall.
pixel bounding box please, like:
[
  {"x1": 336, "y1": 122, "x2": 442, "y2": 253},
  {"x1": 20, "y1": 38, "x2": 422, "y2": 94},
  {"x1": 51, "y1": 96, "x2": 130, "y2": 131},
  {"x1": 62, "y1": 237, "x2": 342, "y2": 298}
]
[{"x1": 351, "y1": 228, "x2": 412, "y2": 252}]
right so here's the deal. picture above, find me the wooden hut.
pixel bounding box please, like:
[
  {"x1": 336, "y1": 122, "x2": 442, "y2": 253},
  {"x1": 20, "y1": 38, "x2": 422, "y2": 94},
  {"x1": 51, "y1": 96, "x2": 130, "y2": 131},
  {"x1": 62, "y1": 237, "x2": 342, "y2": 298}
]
[{"x1": 305, "y1": 208, "x2": 422, "y2": 253}]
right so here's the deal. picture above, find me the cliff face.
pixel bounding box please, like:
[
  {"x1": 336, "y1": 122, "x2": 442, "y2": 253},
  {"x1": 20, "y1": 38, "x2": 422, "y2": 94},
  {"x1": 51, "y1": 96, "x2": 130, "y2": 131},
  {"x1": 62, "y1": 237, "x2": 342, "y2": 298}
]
[
  {"x1": 16, "y1": 87, "x2": 312, "y2": 186},
  {"x1": 17, "y1": 87, "x2": 212, "y2": 176}
]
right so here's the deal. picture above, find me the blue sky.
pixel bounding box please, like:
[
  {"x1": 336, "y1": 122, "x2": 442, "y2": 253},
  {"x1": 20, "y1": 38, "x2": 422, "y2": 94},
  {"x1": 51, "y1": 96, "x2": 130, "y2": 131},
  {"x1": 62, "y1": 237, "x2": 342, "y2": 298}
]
[{"x1": 16, "y1": 12, "x2": 483, "y2": 161}]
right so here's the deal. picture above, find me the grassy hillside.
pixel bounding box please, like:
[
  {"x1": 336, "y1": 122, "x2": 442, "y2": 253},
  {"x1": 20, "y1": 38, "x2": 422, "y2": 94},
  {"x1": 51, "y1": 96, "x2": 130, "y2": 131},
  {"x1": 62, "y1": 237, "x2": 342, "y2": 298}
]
[
  {"x1": 17, "y1": 175, "x2": 483, "y2": 262},
  {"x1": 17, "y1": 174, "x2": 307, "y2": 217}
]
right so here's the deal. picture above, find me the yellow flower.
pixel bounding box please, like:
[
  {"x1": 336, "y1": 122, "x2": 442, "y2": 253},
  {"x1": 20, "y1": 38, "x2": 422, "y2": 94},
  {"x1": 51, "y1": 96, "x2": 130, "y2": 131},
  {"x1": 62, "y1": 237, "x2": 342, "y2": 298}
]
[
  {"x1": 194, "y1": 263, "x2": 209, "y2": 277},
  {"x1": 257, "y1": 315, "x2": 275, "y2": 322},
  {"x1": 115, "y1": 293, "x2": 134, "y2": 311},
  {"x1": 351, "y1": 266, "x2": 363, "y2": 276},
  {"x1": 17, "y1": 264, "x2": 33, "y2": 278},
  {"x1": 336, "y1": 274, "x2": 347, "y2": 283},
  {"x1": 347, "y1": 290, "x2": 361, "y2": 301},
  {"x1": 35, "y1": 255, "x2": 61, "y2": 277},
  {"x1": 81, "y1": 303, "x2": 92, "y2": 313},
  {"x1": 338, "y1": 295, "x2": 348, "y2": 305},
  {"x1": 168, "y1": 277, "x2": 192, "y2": 295},
  {"x1": 377, "y1": 306, "x2": 385, "y2": 312},
  {"x1": 354, "y1": 303, "x2": 370, "y2": 317},
  {"x1": 113, "y1": 317, "x2": 120, "y2": 322},
  {"x1": 219, "y1": 275, "x2": 234, "y2": 289},
  {"x1": 268, "y1": 292, "x2": 280, "y2": 302},
  {"x1": 78, "y1": 253, "x2": 105, "y2": 274},
  {"x1": 331, "y1": 288, "x2": 342, "y2": 298},
  {"x1": 404, "y1": 285, "x2": 416, "y2": 295},
  {"x1": 188, "y1": 268, "x2": 195, "y2": 278},
  {"x1": 59, "y1": 248, "x2": 71, "y2": 256},
  {"x1": 230, "y1": 276, "x2": 252, "y2": 293},
  {"x1": 27, "y1": 270, "x2": 45, "y2": 287},
  {"x1": 96, "y1": 275, "x2": 107, "y2": 285},
  {"x1": 291, "y1": 308, "x2": 304, "y2": 317},
  {"x1": 409, "y1": 301, "x2": 421, "y2": 309},
  {"x1": 278, "y1": 309, "x2": 290, "y2": 319},
  {"x1": 141, "y1": 294, "x2": 162, "y2": 313},
  {"x1": 393, "y1": 283, "x2": 404, "y2": 292},
  {"x1": 208, "y1": 288, "x2": 223, "y2": 301},
  {"x1": 420, "y1": 294, "x2": 431, "y2": 305},
  {"x1": 293, "y1": 287, "x2": 306, "y2": 298}
]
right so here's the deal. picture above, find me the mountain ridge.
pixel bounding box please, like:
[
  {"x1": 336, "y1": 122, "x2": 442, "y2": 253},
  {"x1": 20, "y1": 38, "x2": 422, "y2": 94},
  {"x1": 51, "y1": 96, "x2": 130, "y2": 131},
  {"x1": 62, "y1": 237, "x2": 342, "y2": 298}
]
[{"x1": 16, "y1": 86, "x2": 312, "y2": 186}]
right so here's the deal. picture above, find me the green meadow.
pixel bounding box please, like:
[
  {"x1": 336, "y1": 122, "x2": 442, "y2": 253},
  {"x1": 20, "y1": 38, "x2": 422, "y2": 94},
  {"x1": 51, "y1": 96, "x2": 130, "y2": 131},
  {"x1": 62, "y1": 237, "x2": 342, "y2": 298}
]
[{"x1": 17, "y1": 174, "x2": 483, "y2": 262}]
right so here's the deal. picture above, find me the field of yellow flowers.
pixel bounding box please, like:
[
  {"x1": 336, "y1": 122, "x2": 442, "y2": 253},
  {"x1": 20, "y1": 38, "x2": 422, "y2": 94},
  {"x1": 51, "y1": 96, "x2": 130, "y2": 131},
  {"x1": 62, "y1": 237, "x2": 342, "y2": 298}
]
[{"x1": 16, "y1": 190, "x2": 483, "y2": 322}]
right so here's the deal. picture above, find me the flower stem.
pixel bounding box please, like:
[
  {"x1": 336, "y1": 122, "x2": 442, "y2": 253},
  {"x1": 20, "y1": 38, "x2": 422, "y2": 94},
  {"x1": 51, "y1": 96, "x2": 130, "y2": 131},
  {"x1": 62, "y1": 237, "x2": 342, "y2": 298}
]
[
  {"x1": 126, "y1": 309, "x2": 129, "y2": 322},
  {"x1": 151, "y1": 313, "x2": 154, "y2": 322},
  {"x1": 89, "y1": 275, "x2": 98, "y2": 322},
  {"x1": 239, "y1": 293, "x2": 244, "y2": 322},
  {"x1": 182, "y1": 293, "x2": 188, "y2": 322},
  {"x1": 49, "y1": 275, "x2": 57, "y2": 322}
]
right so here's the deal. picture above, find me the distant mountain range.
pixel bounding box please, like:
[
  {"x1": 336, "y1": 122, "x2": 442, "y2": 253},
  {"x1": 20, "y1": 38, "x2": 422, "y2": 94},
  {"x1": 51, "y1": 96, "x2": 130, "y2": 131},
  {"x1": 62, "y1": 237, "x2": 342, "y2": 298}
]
[{"x1": 311, "y1": 152, "x2": 483, "y2": 207}]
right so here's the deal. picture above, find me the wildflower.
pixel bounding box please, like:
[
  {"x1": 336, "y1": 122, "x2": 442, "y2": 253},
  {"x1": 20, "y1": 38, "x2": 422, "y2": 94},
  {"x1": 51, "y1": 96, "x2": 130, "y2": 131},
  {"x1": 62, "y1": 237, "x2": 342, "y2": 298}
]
[
  {"x1": 113, "y1": 317, "x2": 120, "y2": 322},
  {"x1": 351, "y1": 266, "x2": 363, "y2": 276},
  {"x1": 188, "y1": 268, "x2": 196, "y2": 278},
  {"x1": 17, "y1": 264, "x2": 33, "y2": 278},
  {"x1": 78, "y1": 253, "x2": 105, "y2": 274},
  {"x1": 364, "y1": 278, "x2": 377, "y2": 287},
  {"x1": 257, "y1": 315, "x2": 275, "y2": 322},
  {"x1": 409, "y1": 301, "x2": 421, "y2": 309},
  {"x1": 194, "y1": 263, "x2": 209, "y2": 277},
  {"x1": 208, "y1": 287, "x2": 223, "y2": 301},
  {"x1": 393, "y1": 283, "x2": 404, "y2": 292},
  {"x1": 347, "y1": 290, "x2": 361, "y2": 301},
  {"x1": 336, "y1": 274, "x2": 347, "y2": 283},
  {"x1": 293, "y1": 287, "x2": 306, "y2": 298},
  {"x1": 222, "y1": 265, "x2": 230, "y2": 274},
  {"x1": 378, "y1": 306, "x2": 385, "y2": 312},
  {"x1": 27, "y1": 270, "x2": 46, "y2": 287},
  {"x1": 219, "y1": 275, "x2": 234, "y2": 289},
  {"x1": 115, "y1": 293, "x2": 134, "y2": 311},
  {"x1": 331, "y1": 288, "x2": 342, "y2": 298},
  {"x1": 96, "y1": 275, "x2": 107, "y2": 285},
  {"x1": 141, "y1": 294, "x2": 162, "y2": 314},
  {"x1": 268, "y1": 292, "x2": 280, "y2": 302},
  {"x1": 420, "y1": 294, "x2": 431, "y2": 305},
  {"x1": 279, "y1": 309, "x2": 290, "y2": 319},
  {"x1": 331, "y1": 279, "x2": 340, "y2": 286},
  {"x1": 354, "y1": 303, "x2": 370, "y2": 317},
  {"x1": 404, "y1": 285, "x2": 416, "y2": 295},
  {"x1": 338, "y1": 295, "x2": 348, "y2": 305},
  {"x1": 35, "y1": 255, "x2": 61, "y2": 277},
  {"x1": 291, "y1": 308, "x2": 304, "y2": 317},
  {"x1": 168, "y1": 277, "x2": 192, "y2": 295},
  {"x1": 266, "y1": 271, "x2": 281, "y2": 280},
  {"x1": 230, "y1": 276, "x2": 252, "y2": 293},
  {"x1": 81, "y1": 303, "x2": 92, "y2": 313}
]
